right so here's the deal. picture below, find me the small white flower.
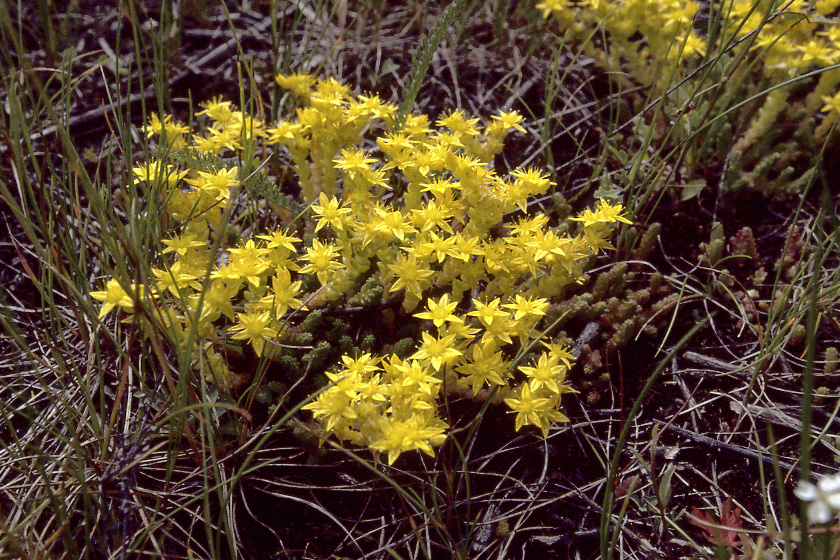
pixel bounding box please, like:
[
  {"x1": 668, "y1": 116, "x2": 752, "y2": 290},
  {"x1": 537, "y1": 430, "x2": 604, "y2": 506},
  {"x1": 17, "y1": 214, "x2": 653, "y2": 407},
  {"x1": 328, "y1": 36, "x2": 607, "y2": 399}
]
[{"x1": 794, "y1": 473, "x2": 840, "y2": 524}]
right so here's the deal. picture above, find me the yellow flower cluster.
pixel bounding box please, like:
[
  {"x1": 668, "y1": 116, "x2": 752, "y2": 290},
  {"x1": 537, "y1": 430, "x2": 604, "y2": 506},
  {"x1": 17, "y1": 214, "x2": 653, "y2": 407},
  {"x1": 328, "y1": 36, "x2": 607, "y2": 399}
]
[
  {"x1": 536, "y1": 0, "x2": 706, "y2": 88},
  {"x1": 720, "y1": 0, "x2": 840, "y2": 77},
  {"x1": 536, "y1": 0, "x2": 840, "y2": 87},
  {"x1": 91, "y1": 74, "x2": 631, "y2": 464}
]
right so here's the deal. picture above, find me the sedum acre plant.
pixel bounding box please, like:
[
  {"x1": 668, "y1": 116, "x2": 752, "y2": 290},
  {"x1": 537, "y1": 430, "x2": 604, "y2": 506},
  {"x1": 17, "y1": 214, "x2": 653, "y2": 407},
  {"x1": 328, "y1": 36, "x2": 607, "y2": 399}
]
[
  {"x1": 91, "y1": 74, "x2": 629, "y2": 465},
  {"x1": 536, "y1": 0, "x2": 707, "y2": 89},
  {"x1": 536, "y1": 0, "x2": 840, "y2": 87},
  {"x1": 537, "y1": 0, "x2": 840, "y2": 199}
]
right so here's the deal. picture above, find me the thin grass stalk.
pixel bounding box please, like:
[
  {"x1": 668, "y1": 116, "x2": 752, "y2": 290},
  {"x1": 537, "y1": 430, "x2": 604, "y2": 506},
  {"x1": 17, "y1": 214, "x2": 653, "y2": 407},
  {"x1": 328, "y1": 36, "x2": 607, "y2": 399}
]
[
  {"x1": 2, "y1": 2, "x2": 223, "y2": 556},
  {"x1": 126, "y1": 385, "x2": 341, "y2": 556},
  {"x1": 617, "y1": 22, "x2": 719, "y2": 221},
  {"x1": 0, "y1": 20, "x2": 126, "y2": 559},
  {"x1": 797, "y1": 205, "x2": 831, "y2": 541},
  {"x1": 600, "y1": 314, "x2": 711, "y2": 560},
  {"x1": 446, "y1": 436, "x2": 474, "y2": 559},
  {"x1": 607, "y1": 1, "x2": 817, "y2": 230},
  {"x1": 395, "y1": 0, "x2": 468, "y2": 130},
  {"x1": 608, "y1": 475, "x2": 637, "y2": 555},
  {"x1": 539, "y1": 10, "x2": 616, "y2": 200},
  {"x1": 491, "y1": 0, "x2": 513, "y2": 38},
  {"x1": 765, "y1": 422, "x2": 793, "y2": 560}
]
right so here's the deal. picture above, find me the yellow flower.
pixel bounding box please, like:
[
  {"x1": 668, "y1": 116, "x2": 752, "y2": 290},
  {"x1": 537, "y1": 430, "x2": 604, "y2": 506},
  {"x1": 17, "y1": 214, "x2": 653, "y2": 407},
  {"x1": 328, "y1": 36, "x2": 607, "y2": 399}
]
[
  {"x1": 481, "y1": 239, "x2": 511, "y2": 275},
  {"x1": 299, "y1": 239, "x2": 345, "y2": 283},
  {"x1": 151, "y1": 261, "x2": 201, "y2": 298},
  {"x1": 525, "y1": 230, "x2": 579, "y2": 268},
  {"x1": 541, "y1": 340, "x2": 576, "y2": 369},
  {"x1": 113, "y1": 72, "x2": 635, "y2": 463},
  {"x1": 467, "y1": 298, "x2": 508, "y2": 328},
  {"x1": 491, "y1": 110, "x2": 525, "y2": 133},
  {"x1": 193, "y1": 280, "x2": 239, "y2": 321},
  {"x1": 570, "y1": 199, "x2": 632, "y2": 227},
  {"x1": 186, "y1": 167, "x2": 240, "y2": 201},
  {"x1": 349, "y1": 94, "x2": 397, "y2": 121},
  {"x1": 504, "y1": 385, "x2": 554, "y2": 437},
  {"x1": 371, "y1": 206, "x2": 417, "y2": 243},
  {"x1": 535, "y1": 0, "x2": 569, "y2": 18},
  {"x1": 377, "y1": 132, "x2": 416, "y2": 159},
  {"x1": 500, "y1": 178, "x2": 531, "y2": 214},
  {"x1": 510, "y1": 166, "x2": 552, "y2": 194},
  {"x1": 387, "y1": 357, "x2": 440, "y2": 398},
  {"x1": 821, "y1": 92, "x2": 840, "y2": 115},
  {"x1": 90, "y1": 279, "x2": 140, "y2": 318},
  {"x1": 437, "y1": 109, "x2": 481, "y2": 137},
  {"x1": 258, "y1": 229, "x2": 301, "y2": 253},
  {"x1": 450, "y1": 232, "x2": 484, "y2": 262},
  {"x1": 267, "y1": 121, "x2": 306, "y2": 147},
  {"x1": 414, "y1": 293, "x2": 462, "y2": 328},
  {"x1": 276, "y1": 72, "x2": 317, "y2": 97},
  {"x1": 411, "y1": 332, "x2": 462, "y2": 371},
  {"x1": 196, "y1": 96, "x2": 235, "y2": 123},
  {"x1": 143, "y1": 113, "x2": 188, "y2": 147},
  {"x1": 387, "y1": 253, "x2": 434, "y2": 300},
  {"x1": 369, "y1": 413, "x2": 448, "y2": 465},
  {"x1": 411, "y1": 200, "x2": 454, "y2": 233},
  {"x1": 259, "y1": 267, "x2": 305, "y2": 318},
  {"x1": 519, "y1": 353, "x2": 567, "y2": 395},
  {"x1": 438, "y1": 320, "x2": 480, "y2": 343},
  {"x1": 507, "y1": 214, "x2": 549, "y2": 238},
  {"x1": 503, "y1": 167, "x2": 552, "y2": 213},
  {"x1": 193, "y1": 125, "x2": 242, "y2": 154},
  {"x1": 228, "y1": 310, "x2": 278, "y2": 357},
  {"x1": 302, "y1": 387, "x2": 357, "y2": 432},
  {"x1": 409, "y1": 231, "x2": 457, "y2": 263},
  {"x1": 226, "y1": 239, "x2": 271, "y2": 287},
  {"x1": 339, "y1": 353, "x2": 381, "y2": 377},
  {"x1": 161, "y1": 233, "x2": 207, "y2": 257},
  {"x1": 132, "y1": 160, "x2": 187, "y2": 188},
  {"x1": 797, "y1": 39, "x2": 834, "y2": 69},
  {"x1": 456, "y1": 340, "x2": 509, "y2": 394},
  {"x1": 314, "y1": 76, "x2": 350, "y2": 100},
  {"x1": 506, "y1": 295, "x2": 550, "y2": 341},
  {"x1": 334, "y1": 148, "x2": 378, "y2": 182},
  {"x1": 311, "y1": 192, "x2": 353, "y2": 233},
  {"x1": 504, "y1": 294, "x2": 549, "y2": 321},
  {"x1": 223, "y1": 112, "x2": 268, "y2": 141}
]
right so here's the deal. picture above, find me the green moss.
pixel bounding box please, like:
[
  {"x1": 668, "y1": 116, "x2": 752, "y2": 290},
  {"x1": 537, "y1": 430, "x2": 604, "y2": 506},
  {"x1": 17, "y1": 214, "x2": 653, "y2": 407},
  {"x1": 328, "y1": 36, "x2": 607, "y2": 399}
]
[{"x1": 301, "y1": 309, "x2": 324, "y2": 332}]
